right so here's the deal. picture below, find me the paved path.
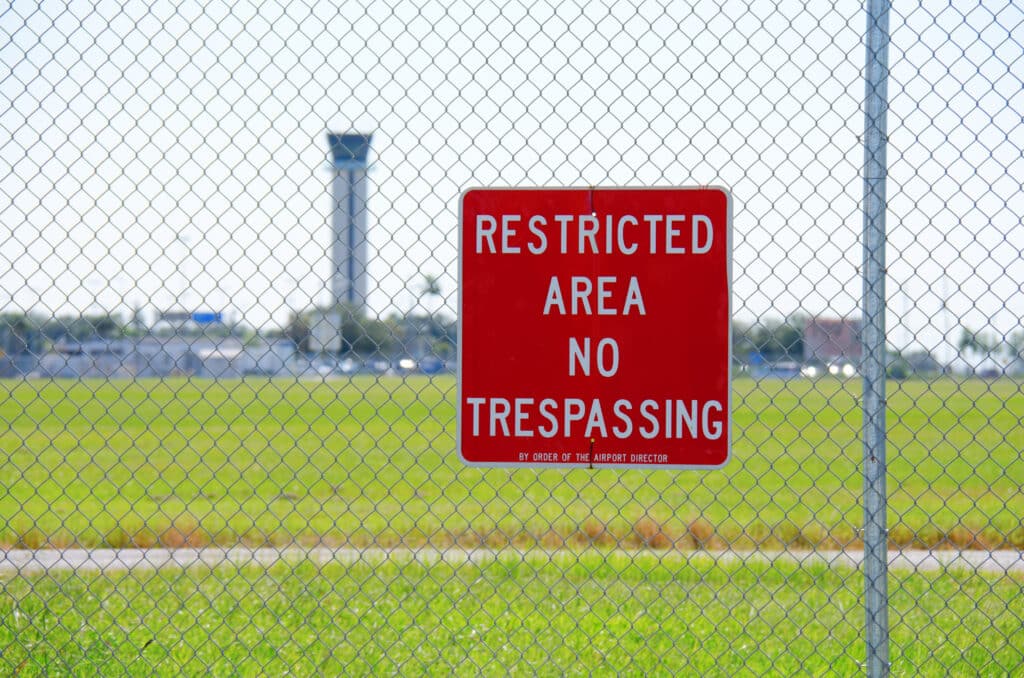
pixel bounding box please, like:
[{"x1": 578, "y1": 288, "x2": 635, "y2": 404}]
[{"x1": 2, "y1": 546, "x2": 1022, "y2": 576}]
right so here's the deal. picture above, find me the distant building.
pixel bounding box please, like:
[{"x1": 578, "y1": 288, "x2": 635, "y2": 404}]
[
  {"x1": 327, "y1": 133, "x2": 373, "y2": 313},
  {"x1": 803, "y1": 317, "x2": 861, "y2": 364},
  {"x1": 308, "y1": 308, "x2": 343, "y2": 354},
  {"x1": 249, "y1": 339, "x2": 297, "y2": 376},
  {"x1": 193, "y1": 342, "x2": 250, "y2": 378},
  {"x1": 0, "y1": 317, "x2": 43, "y2": 376},
  {"x1": 36, "y1": 336, "x2": 298, "y2": 379},
  {"x1": 39, "y1": 338, "x2": 135, "y2": 378},
  {"x1": 153, "y1": 310, "x2": 224, "y2": 336}
]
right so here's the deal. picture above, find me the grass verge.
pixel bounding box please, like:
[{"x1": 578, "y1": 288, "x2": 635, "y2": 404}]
[{"x1": 1, "y1": 551, "x2": 1021, "y2": 676}]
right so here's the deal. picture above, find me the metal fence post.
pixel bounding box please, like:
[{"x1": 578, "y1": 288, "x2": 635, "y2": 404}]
[{"x1": 862, "y1": 0, "x2": 892, "y2": 675}]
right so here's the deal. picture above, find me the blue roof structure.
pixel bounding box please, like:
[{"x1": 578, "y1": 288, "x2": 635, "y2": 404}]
[{"x1": 327, "y1": 133, "x2": 372, "y2": 167}]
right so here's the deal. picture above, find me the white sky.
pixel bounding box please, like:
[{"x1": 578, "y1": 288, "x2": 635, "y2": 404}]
[{"x1": 1, "y1": 0, "x2": 1022, "y2": 358}]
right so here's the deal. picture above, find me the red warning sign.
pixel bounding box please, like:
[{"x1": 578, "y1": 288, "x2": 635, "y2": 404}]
[{"x1": 458, "y1": 187, "x2": 732, "y2": 468}]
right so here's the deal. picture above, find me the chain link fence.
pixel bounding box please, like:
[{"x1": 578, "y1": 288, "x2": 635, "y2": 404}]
[{"x1": 2, "y1": 0, "x2": 1023, "y2": 674}]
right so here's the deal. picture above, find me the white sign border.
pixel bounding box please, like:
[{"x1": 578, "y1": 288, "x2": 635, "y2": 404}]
[{"x1": 456, "y1": 186, "x2": 733, "y2": 470}]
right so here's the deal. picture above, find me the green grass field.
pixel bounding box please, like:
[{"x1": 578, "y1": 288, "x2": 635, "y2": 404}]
[
  {"x1": 2, "y1": 376, "x2": 1023, "y2": 676},
  {"x1": 2, "y1": 551, "x2": 1022, "y2": 676},
  {"x1": 1, "y1": 376, "x2": 1022, "y2": 550}
]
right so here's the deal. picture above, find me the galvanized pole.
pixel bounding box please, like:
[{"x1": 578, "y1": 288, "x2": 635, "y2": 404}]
[{"x1": 862, "y1": 0, "x2": 891, "y2": 676}]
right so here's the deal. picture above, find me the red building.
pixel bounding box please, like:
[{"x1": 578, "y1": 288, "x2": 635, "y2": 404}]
[{"x1": 803, "y1": 317, "x2": 861, "y2": 364}]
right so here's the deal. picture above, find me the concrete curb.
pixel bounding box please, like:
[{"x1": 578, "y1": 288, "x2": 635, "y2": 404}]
[{"x1": 2, "y1": 546, "x2": 1022, "y2": 576}]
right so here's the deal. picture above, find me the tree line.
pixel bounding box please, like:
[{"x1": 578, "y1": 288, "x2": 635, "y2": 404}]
[
  {"x1": 733, "y1": 315, "x2": 806, "y2": 362},
  {"x1": 0, "y1": 305, "x2": 457, "y2": 359},
  {"x1": 3, "y1": 302, "x2": 1019, "y2": 373},
  {"x1": 274, "y1": 305, "x2": 456, "y2": 357}
]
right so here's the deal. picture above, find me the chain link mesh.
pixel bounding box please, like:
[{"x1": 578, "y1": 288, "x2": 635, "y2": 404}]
[{"x1": 1, "y1": 0, "x2": 1022, "y2": 674}]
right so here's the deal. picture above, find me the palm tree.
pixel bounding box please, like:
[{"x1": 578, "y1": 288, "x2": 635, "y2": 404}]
[
  {"x1": 957, "y1": 327, "x2": 994, "y2": 357},
  {"x1": 419, "y1": 273, "x2": 442, "y2": 303},
  {"x1": 957, "y1": 327, "x2": 997, "y2": 374}
]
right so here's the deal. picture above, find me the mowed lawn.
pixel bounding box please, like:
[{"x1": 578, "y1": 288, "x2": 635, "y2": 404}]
[
  {"x1": 0, "y1": 376, "x2": 1022, "y2": 549},
  {"x1": 1, "y1": 552, "x2": 1022, "y2": 676}
]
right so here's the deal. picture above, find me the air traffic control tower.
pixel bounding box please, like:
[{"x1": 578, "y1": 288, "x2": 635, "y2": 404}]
[{"x1": 327, "y1": 133, "x2": 372, "y2": 313}]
